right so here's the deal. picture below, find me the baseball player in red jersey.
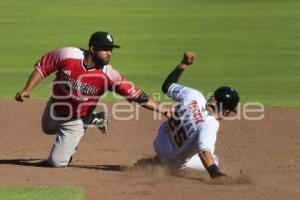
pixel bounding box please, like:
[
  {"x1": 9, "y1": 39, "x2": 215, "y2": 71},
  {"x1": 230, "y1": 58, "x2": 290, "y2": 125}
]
[
  {"x1": 15, "y1": 31, "x2": 171, "y2": 167},
  {"x1": 154, "y1": 52, "x2": 240, "y2": 179}
]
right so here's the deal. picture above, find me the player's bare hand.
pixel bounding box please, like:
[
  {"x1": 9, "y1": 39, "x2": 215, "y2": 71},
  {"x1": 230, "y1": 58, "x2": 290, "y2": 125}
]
[
  {"x1": 162, "y1": 105, "x2": 175, "y2": 119},
  {"x1": 15, "y1": 91, "x2": 31, "y2": 102},
  {"x1": 164, "y1": 110, "x2": 173, "y2": 119},
  {"x1": 180, "y1": 51, "x2": 195, "y2": 69}
]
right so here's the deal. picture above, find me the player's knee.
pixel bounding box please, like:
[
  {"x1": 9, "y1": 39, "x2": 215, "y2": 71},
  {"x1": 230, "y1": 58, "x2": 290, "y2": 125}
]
[
  {"x1": 47, "y1": 160, "x2": 66, "y2": 168},
  {"x1": 41, "y1": 117, "x2": 59, "y2": 135},
  {"x1": 47, "y1": 155, "x2": 71, "y2": 168},
  {"x1": 42, "y1": 129, "x2": 56, "y2": 135},
  {"x1": 42, "y1": 126, "x2": 57, "y2": 135}
]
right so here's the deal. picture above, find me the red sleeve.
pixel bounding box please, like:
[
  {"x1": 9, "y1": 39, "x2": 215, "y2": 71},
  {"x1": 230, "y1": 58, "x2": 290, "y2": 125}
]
[
  {"x1": 34, "y1": 48, "x2": 65, "y2": 78},
  {"x1": 114, "y1": 80, "x2": 142, "y2": 101},
  {"x1": 104, "y1": 65, "x2": 142, "y2": 101}
]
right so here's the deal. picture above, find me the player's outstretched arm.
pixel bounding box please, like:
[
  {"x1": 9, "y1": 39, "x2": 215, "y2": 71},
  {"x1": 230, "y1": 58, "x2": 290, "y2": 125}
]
[
  {"x1": 199, "y1": 150, "x2": 226, "y2": 179},
  {"x1": 132, "y1": 93, "x2": 172, "y2": 119},
  {"x1": 161, "y1": 51, "x2": 195, "y2": 94},
  {"x1": 15, "y1": 69, "x2": 43, "y2": 102},
  {"x1": 141, "y1": 97, "x2": 172, "y2": 118}
]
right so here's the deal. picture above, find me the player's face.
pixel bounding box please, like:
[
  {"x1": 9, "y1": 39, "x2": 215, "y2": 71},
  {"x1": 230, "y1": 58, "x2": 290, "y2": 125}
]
[
  {"x1": 92, "y1": 46, "x2": 113, "y2": 66},
  {"x1": 216, "y1": 109, "x2": 233, "y2": 120},
  {"x1": 222, "y1": 109, "x2": 231, "y2": 117}
]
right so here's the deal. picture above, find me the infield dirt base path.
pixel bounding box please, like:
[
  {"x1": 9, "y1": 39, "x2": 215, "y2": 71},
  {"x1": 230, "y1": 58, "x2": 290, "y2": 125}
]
[{"x1": 0, "y1": 99, "x2": 299, "y2": 200}]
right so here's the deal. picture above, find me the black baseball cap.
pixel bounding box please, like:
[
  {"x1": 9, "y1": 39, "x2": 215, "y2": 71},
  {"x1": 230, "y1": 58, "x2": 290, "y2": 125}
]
[{"x1": 89, "y1": 31, "x2": 120, "y2": 48}]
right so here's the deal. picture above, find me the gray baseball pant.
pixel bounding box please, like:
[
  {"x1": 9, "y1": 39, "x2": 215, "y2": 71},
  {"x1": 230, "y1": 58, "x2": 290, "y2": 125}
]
[{"x1": 41, "y1": 98, "x2": 87, "y2": 167}]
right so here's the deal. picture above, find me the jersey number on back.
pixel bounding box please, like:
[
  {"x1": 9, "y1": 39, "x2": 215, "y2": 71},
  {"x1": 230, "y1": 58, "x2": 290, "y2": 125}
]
[{"x1": 168, "y1": 116, "x2": 187, "y2": 148}]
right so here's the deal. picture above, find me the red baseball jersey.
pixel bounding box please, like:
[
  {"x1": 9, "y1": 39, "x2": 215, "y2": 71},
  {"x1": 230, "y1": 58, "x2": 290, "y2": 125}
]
[{"x1": 35, "y1": 47, "x2": 141, "y2": 117}]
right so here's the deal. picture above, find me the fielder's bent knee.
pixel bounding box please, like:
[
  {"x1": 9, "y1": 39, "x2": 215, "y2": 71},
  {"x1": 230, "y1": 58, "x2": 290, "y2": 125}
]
[
  {"x1": 47, "y1": 155, "x2": 71, "y2": 168},
  {"x1": 43, "y1": 129, "x2": 57, "y2": 135},
  {"x1": 47, "y1": 158, "x2": 68, "y2": 168},
  {"x1": 42, "y1": 126, "x2": 58, "y2": 135},
  {"x1": 47, "y1": 160, "x2": 65, "y2": 168}
]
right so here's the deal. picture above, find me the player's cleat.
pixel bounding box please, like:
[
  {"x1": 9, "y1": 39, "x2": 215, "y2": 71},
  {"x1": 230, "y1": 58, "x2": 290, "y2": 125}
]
[{"x1": 89, "y1": 111, "x2": 109, "y2": 134}]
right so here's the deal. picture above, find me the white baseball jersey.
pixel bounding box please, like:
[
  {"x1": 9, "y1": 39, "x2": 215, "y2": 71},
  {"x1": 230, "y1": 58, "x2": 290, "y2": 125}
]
[{"x1": 154, "y1": 83, "x2": 219, "y2": 164}]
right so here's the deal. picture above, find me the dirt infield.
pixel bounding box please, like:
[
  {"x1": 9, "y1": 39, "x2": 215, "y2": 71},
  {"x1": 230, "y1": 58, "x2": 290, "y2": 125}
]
[{"x1": 0, "y1": 99, "x2": 299, "y2": 200}]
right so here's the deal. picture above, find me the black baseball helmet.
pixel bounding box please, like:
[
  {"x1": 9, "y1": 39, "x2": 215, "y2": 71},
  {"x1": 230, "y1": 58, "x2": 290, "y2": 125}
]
[{"x1": 213, "y1": 86, "x2": 240, "y2": 113}]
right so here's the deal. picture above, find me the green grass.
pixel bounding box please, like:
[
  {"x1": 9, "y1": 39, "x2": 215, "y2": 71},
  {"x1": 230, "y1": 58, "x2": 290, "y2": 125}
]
[
  {"x1": 0, "y1": 0, "x2": 299, "y2": 106},
  {"x1": 0, "y1": 186, "x2": 84, "y2": 200}
]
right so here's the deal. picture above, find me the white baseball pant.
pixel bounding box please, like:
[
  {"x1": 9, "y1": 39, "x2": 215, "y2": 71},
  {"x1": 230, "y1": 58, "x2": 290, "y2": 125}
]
[{"x1": 153, "y1": 121, "x2": 219, "y2": 171}]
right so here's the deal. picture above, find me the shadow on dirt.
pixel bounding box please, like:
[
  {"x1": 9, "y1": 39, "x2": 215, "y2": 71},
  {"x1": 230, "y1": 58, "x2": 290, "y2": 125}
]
[
  {"x1": 69, "y1": 164, "x2": 127, "y2": 171},
  {"x1": 0, "y1": 157, "x2": 160, "y2": 169},
  {"x1": 0, "y1": 159, "x2": 50, "y2": 167},
  {"x1": 71, "y1": 156, "x2": 162, "y2": 172},
  {"x1": 0, "y1": 158, "x2": 127, "y2": 172},
  {"x1": 0, "y1": 157, "x2": 162, "y2": 170}
]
